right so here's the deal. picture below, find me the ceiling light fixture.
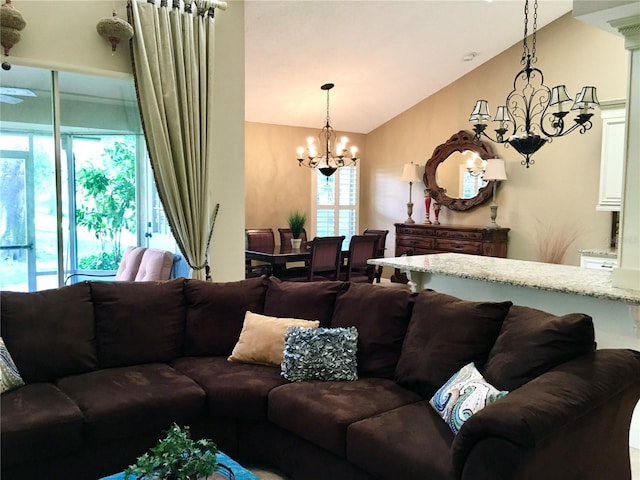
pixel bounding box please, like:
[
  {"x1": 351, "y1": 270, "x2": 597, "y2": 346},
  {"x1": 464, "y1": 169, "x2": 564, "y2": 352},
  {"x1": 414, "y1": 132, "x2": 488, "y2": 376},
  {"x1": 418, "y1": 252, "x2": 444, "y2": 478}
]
[
  {"x1": 296, "y1": 83, "x2": 358, "y2": 178},
  {"x1": 469, "y1": 0, "x2": 599, "y2": 168}
]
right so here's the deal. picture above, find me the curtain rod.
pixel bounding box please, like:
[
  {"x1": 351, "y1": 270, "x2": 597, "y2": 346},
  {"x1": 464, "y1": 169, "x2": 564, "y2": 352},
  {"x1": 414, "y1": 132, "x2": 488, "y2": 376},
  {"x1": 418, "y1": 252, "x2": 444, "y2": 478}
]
[{"x1": 147, "y1": 0, "x2": 228, "y2": 11}]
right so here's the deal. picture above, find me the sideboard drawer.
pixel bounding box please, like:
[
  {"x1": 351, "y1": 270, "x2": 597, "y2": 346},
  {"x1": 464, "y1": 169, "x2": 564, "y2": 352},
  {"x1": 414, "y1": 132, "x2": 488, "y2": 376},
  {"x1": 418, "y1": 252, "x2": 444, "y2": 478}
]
[
  {"x1": 435, "y1": 230, "x2": 483, "y2": 241},
  {"x1": 435, "y1": 239, "x2": 483, "y2": 255},
  {"x1": 397, "y1": 225, "x2": 435, "y2": 237},
  {"x1": 397, "y1": 237, "x2": 435, "y2": 249}
]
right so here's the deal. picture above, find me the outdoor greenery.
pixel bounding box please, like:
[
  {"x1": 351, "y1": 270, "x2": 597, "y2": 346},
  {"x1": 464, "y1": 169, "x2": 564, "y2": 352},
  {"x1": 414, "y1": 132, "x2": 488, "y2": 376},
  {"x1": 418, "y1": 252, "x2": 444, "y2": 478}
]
[
  {"x1": 125, "y1": 424, "x2": 218, "y2": 480},
  {"x1": 76, "y1": 139, "x2": 136, "y2": 270},
  {"x1": 287, "y1": 210, "x2": 307, "y2": 239}
]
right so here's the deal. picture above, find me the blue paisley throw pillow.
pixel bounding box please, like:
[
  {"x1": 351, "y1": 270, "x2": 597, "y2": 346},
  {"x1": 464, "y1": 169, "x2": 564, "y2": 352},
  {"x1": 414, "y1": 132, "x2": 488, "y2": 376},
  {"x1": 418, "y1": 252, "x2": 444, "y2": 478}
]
[
  {"x1": 429, "y1": 362, "x2": 508, "y2": 434},
  {"x1": 282, "y1": 326, "x2": 358, "y2": 382}
]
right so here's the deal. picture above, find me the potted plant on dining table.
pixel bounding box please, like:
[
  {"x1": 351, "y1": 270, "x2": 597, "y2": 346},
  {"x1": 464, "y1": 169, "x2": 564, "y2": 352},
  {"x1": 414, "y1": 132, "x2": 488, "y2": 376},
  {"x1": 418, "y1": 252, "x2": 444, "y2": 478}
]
[{"x1": 287, "y1": 210, "x2": 306, "y2": 251}]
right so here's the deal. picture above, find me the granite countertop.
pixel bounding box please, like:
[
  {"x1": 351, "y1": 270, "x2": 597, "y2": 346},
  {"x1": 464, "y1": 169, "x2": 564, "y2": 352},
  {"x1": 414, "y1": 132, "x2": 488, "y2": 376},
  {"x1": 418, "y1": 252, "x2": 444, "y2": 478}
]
[{"x1": 369, "y1": 253, "x2": 640, "y2": 304}]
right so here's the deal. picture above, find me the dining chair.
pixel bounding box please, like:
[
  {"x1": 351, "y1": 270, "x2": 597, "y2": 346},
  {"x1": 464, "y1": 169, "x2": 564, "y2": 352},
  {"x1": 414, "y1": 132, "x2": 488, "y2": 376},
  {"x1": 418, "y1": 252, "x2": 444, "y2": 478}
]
[
  {"x1": 277, "y1": 228, "x2": 308, "y2": 247},
  {"x1": 340, "y1": 235, "x2": 379, "y2": 283},
  {"x1": 277, "y1": 227, "x2": 309, "y2": 271},
  {"x1": 363, "y1": 228, "x2": 389, "y2": 283},
  {"x1": 245, "y1": 228, "x2": 275, "y2": 277},
  {"x1": 280, "y1": 236, "x2": 345, "y2": 282}
]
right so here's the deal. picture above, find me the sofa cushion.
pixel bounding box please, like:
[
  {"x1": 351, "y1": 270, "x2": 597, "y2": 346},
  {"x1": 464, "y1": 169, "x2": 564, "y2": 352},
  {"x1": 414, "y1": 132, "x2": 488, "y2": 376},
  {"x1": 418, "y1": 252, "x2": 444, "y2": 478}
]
[
  {"x1": 430, "y1": 362, "x2": 508, "y2": 435},
  {"x1": 228, "y1": 311, "x2": 319, "y2": 366},
  {"x1": 395, "y1": 290, "x2": 512, "y2": 397},
  {"x1": 171, "y1": 356, "x2": 287, "y2": 420},
  {"x1": 1, "y1": 383, "x2": 84, "y2": 468},
  {"x1": 347, "y1": 401, "x2": 454, "y2": 480},
  {"x1": 264, "y1": 277, "x2": 346, "y2": 327},
  {"x1": 268, "y1": 378, "x2": 422, "y2": 457},
  {"x1": 1, "y1": 337, "x2": 25, "y2": 393},
  {"x1": 282, "y1": 326, "x2": 359, "y2": 382},
  {"x1": 90, "y1": 278, "x2": 186, "y2": 368},
  {"x1": 57, "y1": 363, "x2": 205, "y2": 443},
  {"x1": 482, "y1": 305, "x2": 595, "y2": 391},
  {"x1": 0, "y1": 282, "x2": 97, "y2": 382},
  {"x1": 331, "y1": 282, "x2": 415, "y2": 378},
  {"x1": 184, "y1": 277, "x2": 268, "y2": 356}
]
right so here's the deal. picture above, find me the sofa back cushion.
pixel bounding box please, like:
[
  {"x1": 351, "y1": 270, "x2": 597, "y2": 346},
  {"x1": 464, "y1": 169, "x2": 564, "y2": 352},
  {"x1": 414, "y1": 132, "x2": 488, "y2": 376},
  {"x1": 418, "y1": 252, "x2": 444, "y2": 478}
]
[
  {"x1": 482, "y1": 305, "x2": 595, "y2": 391},
  {"x1": 184, "y1": 276, "x2": 268, "y2": 356},
  {"x1": 0, "y1": 282, "x2": 97, "y2": 383},
  {"x1": 395, "y1": 290, "x2": 512, "y2": 398},
  {"x1": 331, "y1": 283, "x2": 416, "y2": 378},
  {"x1": 91, "y1": 278, "x2": 186, "y2": 368},
  {"x1": 264, "y1": 277, "x2": 346, "y2": 327}
]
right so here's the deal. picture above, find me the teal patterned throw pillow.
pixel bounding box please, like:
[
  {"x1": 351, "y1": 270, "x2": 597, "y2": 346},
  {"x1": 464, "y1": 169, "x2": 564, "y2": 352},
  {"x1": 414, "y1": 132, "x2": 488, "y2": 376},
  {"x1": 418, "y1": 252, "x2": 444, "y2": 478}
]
[
  {"x1": 430, "y1": 362, "x2": 508, "y2": 434},
  {"x1": 1, "y1": 337, "x2": 25, "y2": 394},
  {"x1": 281, "y1": 326, "x2": 358, "y2": 382}
]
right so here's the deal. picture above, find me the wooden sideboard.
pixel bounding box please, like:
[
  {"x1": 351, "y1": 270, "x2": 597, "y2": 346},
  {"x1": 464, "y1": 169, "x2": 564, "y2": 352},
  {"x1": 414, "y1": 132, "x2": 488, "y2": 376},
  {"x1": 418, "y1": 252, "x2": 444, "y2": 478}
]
[{"x1": 391, "y1": 223, "x2": 509, "y2": 282}]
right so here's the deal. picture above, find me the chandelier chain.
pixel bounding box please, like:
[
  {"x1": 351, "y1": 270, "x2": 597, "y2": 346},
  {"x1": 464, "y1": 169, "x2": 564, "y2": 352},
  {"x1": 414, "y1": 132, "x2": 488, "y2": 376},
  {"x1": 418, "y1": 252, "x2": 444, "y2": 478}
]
[
  {"x1": 522, "y1": 0, "x2": 538, "y2": 64},
  {"x1": 532, "y1": 0, "x2": 538, "y2": 61},
  {"x1": 326, "y1": 88, "x2": 331, "y2": 126}
]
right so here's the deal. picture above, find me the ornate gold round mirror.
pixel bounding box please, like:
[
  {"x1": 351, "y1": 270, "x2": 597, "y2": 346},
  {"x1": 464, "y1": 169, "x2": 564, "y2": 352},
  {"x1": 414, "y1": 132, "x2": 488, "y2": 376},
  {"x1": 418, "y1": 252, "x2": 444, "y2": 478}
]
[{"x1": 424, "y1": 130, "x2": 495, "y2": 211}]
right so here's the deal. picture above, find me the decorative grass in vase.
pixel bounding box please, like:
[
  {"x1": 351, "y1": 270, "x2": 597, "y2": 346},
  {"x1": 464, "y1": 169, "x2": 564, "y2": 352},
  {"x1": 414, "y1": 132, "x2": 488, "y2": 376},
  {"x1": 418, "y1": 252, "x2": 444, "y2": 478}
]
[{"x1": 287, "y1": 210, "x2": 306, "y2": 239}]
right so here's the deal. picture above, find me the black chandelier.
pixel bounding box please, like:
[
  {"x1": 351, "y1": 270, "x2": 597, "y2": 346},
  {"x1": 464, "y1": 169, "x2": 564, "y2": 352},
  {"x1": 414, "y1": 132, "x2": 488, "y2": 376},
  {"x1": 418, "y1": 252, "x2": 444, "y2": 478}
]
[
  {"x1": 296, "y1": 83, "x2": 358, "y2": 177},
  {"x1": 469, "y1": 0, "x2": 599, "y2": 168}
]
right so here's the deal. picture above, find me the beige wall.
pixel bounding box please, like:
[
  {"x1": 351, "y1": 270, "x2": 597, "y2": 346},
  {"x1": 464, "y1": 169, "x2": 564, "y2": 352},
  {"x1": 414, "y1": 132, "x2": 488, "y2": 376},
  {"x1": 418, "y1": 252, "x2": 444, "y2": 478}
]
[
  {"x1": 245, "y1": 122, "x2": 366, "y2": 235},
  {"x1": 363, "y1": 13, "x2": 627, "y2": 266}
]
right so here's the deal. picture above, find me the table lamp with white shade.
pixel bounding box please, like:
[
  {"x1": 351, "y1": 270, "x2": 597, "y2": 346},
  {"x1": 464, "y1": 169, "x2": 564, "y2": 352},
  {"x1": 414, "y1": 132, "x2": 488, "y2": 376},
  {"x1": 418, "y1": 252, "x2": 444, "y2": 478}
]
[
  {"x1": 401, "y1": 162, "x2": 422, "y2": 224},
  {"x1": 482, "y1": 158, "x2": 508, "y2": 229}
]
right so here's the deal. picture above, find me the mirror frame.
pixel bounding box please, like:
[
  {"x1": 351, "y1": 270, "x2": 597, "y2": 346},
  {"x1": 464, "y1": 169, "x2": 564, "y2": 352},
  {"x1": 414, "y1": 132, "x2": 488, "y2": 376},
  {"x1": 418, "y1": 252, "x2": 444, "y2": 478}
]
[{"x1": 424, "y1": 130, "x2": 495, "y2": 211}]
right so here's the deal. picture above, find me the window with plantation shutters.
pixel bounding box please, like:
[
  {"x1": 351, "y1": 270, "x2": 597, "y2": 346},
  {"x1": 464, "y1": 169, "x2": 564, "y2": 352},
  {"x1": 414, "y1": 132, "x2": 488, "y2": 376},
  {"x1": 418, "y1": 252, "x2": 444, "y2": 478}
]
[{"x1": 314, "y1": 166, "x2": 358, "y2": 249}]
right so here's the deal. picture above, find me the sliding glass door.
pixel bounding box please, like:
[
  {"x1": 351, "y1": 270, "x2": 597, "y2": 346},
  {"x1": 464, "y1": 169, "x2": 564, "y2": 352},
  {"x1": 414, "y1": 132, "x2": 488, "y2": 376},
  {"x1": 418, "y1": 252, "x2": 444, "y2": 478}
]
[{"x1": 0, "y1": 65, "x2": 176, "y2": 291}]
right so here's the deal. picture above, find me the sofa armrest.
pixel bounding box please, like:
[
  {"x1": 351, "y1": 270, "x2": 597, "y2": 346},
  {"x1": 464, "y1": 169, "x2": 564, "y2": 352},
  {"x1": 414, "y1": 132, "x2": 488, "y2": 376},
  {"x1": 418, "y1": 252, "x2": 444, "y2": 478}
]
[{"x1": 451, "y1": 348, "x2": 640, "y2": 480}]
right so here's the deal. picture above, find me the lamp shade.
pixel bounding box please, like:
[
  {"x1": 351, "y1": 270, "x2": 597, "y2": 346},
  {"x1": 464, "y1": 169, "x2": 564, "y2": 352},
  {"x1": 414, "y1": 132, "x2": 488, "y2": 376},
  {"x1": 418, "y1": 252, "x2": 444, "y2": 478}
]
[
  {"x1": 483, "y1": 158, "x2": 507, "y2": 181},
  {"x1": 401, "y1": 163, "x2": 421, "y2": 183},
  {"x1": 549, "y1": 85, "x2": 572, "y2": 107}
]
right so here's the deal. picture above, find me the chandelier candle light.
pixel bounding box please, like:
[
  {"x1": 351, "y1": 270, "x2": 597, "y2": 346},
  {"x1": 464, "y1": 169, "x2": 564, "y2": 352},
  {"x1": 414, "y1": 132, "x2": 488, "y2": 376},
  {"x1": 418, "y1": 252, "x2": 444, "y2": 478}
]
[
  {"x1": 401, "y1": 162, "x2": 422, "y2": 224},
  {"x1": 482, "y1": 158, "x2": 508, "y2": 229},
  {"x1": 469, "y1": 0, "x2": 599, "y2": 168},
  {"x1": 297, "y1": 83, "x2": 358, "y2": 178},
  {"x1": 465, "y1": 151, "x2": 487, "y2": 177}
]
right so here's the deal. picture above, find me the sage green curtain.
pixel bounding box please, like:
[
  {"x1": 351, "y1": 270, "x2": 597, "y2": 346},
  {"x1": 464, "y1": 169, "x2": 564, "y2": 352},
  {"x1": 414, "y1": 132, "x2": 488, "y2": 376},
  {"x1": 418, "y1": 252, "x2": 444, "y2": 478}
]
[{"x1": 129, "y1": 0, "x2": 219, "y2": 280}]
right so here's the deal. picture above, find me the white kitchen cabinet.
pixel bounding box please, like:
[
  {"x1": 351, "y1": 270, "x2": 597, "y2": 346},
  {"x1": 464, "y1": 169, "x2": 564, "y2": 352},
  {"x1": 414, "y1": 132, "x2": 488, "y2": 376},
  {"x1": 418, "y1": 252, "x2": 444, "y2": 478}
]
[
  {"x1": 580, "y1": 249, "x2": 618, "y2": 271},
  {"x1": 597, "y1": 101, "x2": 626, "y2": 211}
]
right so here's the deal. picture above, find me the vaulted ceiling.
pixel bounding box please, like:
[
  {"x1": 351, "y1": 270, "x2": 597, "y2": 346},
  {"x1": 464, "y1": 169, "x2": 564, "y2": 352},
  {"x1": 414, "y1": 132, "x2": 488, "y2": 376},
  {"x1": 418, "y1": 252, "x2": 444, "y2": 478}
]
[{"x1": 244, "y1": 0, "x2": 573, "y2": 134}]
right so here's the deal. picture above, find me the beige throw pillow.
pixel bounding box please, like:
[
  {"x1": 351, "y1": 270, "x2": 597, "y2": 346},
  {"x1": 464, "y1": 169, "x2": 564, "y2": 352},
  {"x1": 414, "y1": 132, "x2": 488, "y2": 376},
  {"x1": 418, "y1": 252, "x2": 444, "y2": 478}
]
[{"x1": 228, "y1": 311, "x2": 319, "y2": 366}]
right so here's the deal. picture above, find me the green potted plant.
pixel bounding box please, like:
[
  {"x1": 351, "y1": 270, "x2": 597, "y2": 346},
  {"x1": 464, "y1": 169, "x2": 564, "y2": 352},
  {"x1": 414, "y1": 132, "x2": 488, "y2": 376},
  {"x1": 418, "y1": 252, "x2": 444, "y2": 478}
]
[
  {"x1": 287, "y1": 210, "x2": 306, "y2": 250},
  {"x1": 124, "y1": 424, "x2": 232, "y2": 480}
]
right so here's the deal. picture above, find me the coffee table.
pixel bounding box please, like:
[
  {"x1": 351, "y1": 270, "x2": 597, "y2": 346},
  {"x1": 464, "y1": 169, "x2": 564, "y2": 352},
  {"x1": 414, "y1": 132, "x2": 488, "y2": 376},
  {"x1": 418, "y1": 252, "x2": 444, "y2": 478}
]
[{"x1": 100, "y1": 451, "x2": 260, "y2": 480}]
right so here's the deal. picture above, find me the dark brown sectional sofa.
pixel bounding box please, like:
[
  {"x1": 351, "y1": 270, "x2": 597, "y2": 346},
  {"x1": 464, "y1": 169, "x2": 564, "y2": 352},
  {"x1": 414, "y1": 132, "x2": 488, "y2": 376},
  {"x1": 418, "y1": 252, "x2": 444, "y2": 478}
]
[{"x1": 1, "y1": 276, "x2": 639, "y2": 480}]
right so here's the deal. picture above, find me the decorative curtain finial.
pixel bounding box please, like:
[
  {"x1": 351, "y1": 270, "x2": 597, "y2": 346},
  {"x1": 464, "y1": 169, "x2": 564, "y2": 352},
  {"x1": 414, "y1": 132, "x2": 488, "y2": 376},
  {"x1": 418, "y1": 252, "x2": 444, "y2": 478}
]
[
  {"x1": 0, "y1": 0, "x2": 27, "y2": 70},
  {"x1": 96, "y1": 9, "x2": 133, "y2": 54}
]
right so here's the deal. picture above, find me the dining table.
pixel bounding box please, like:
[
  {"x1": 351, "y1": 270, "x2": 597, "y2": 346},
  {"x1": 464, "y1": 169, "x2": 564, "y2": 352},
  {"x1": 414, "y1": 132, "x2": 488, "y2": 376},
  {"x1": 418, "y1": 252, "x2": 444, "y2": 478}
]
[{"x1": 245, "y1": 242, "x2": 348, "y2": 278}]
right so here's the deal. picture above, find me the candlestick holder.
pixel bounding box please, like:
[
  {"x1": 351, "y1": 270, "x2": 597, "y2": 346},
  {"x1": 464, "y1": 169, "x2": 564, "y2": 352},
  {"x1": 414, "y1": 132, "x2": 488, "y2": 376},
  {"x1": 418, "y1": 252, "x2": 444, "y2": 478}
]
[{"x1": 424, "y1": 190, "x2": 432, "y2": 224}]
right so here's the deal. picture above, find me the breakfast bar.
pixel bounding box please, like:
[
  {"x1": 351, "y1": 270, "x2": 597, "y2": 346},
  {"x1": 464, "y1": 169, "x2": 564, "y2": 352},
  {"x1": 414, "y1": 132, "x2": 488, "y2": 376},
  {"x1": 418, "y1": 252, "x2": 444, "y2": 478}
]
[{"x1": 369, "y1": 252, "x2": 640, "y2": 350}]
